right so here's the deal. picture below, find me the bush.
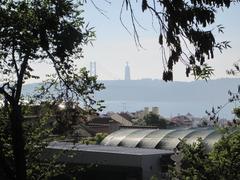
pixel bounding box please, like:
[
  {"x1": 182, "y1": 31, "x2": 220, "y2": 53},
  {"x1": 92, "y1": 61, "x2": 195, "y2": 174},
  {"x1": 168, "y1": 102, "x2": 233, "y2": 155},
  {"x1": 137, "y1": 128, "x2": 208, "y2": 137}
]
[
  {"x1": 81, "y1": 133, "x2": 108, "y2": 145},
  {"x1": 170, "y1": 129, "x2": 240, "y2": 180}
]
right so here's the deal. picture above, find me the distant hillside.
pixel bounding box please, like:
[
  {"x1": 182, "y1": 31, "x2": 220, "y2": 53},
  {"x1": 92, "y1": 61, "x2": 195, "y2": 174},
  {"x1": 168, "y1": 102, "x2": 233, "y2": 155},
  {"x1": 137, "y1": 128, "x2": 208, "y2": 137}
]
[
  {"x1": 23, "y1": 78, "x2": 240, "y2": 103},
  {"x1": 22, "y1": 78, "x2": 240, "y2": 118},
  {"x1": 95, "y1": 78, "x2": 240, "y2": 103},
  {"x1": 22, "y1": 83, "x2": 40, "y2": 94}
]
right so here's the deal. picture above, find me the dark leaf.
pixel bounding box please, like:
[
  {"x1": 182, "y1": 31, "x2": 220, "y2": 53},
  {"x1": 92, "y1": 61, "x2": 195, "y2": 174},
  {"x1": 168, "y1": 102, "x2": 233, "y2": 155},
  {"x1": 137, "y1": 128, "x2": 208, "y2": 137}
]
[
  {"x1": 159, "y1": 33, "x2": 163, "y2": 45},
  {"x1": 142, "y1": 0, "x2": 148, "y2": 12}
]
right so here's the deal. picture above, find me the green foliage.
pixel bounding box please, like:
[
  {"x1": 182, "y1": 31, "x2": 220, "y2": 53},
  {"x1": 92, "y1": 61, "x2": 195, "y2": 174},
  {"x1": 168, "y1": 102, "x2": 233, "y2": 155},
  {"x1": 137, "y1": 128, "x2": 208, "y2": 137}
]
[
  {"x1": 209, "y1": 129, "x2": 240, "y2": 179},
  {"x1": 0, "y1": 1, "x2": 103, "y2": 179},
  {"x1": 34, "y1": 68, "x2": 105, "y2": 116},
  {"x1": 33, "y1": 68, "x2": 105, "y2": 137},
  {"x1": 143, "y1": 113, "x2": 167, "y2": 128},
  {"x1": 170, "y1": 138, "x2": 213, "y2": 180},
  {"x1": 0, "y1": 102, "x2": 65, "y2": 179},
  {"x1": 193, "y1": 64, "x2": 214, "y2": 81},
  {"x1": 0, "y1": 0, "x2": 93, "y2": 85},
  {"x1": 81, "y1": 133, "x2": 108, "y2": 145},
  {"x1": 170, "y1": 129, "x2": 240, "y2": 180},
  {"x1": 227, "y1": 60, "x2": 240, "y2": 76},
  {"x1": 133, "y1": 118, "x2": 146, "y2": 126},
  {"x1": 233, "y1": 107, "x2": 240, "y2": 119},
  {"x1": 94, "y1": 132, "x2": 108, "y2": 144},
  {"x1": 0, "y1": 105, "x2": 14, "y2": 175},
  {"x1": 150, "y1": 175, "x2": 158, "y2": 180}
]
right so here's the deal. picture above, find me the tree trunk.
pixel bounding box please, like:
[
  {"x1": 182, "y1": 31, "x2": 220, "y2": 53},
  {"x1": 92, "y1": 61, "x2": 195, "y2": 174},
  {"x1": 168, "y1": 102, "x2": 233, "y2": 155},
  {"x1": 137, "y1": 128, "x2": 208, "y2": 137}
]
[{"x1": 10, "y1": 103, "x2": 27, "y2": 180}]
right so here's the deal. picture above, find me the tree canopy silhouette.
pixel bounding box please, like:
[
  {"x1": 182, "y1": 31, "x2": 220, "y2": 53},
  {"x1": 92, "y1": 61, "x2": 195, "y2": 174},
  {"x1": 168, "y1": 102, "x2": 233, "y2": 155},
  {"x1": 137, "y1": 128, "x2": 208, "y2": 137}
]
[{"x1": 0, "y1": 1, "x2": 103, "y2": 179}]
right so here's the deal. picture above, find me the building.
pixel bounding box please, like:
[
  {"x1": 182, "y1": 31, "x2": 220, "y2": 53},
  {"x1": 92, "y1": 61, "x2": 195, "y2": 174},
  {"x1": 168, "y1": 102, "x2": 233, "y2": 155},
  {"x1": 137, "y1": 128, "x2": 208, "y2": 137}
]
[
  {"x1": 124, "y1": 62, "x2": 131, "y2": 80},
  {"x1": 86, "y1": 113, "x2": 133, "y2": 133},
  {"x1": 110, "y1": 113, "x2": 133, "y2": 126},
  {"x1": 152, "y1": 107, "x2": 160, "y2": 115},
  {"x1": 169, "y1": 113, "x2": 212, "y2": 128},
  {"x1": 45, "y1": 128, "x2": 222, "y2": 180},
  {"x1": 45, "y1": 141, "x2": 173, "y2": 180},
  {"x1": 170, "y1": 115, "x2": 193, "y2": 127},
  {"x1": 135, "y1": 107, "x2": 161, "y2": 119},
  {"x1": 86, "y1": 116, "x2": 120, "y2": 133},
  {"x1": 101, "y1": 128, "x2": 222, "y2": 151}
]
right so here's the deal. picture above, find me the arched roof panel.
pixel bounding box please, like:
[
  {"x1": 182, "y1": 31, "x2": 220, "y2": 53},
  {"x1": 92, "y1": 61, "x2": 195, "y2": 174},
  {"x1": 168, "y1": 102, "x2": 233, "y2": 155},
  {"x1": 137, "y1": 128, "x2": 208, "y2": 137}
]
[
  {"x1": 156, "y1": 129, "x2": 195, "y2": 150},
  {"x1": 137, "y1": 129, "x2": 176, "y2": 148},
  {"x1": 118, "y1": 129, "x2": 157, "y2": 148},
  {"x1": 203, "y1": 131, "x2": 222, "y2": 150},
  {"x1": 101, "y1": 128, "x2": 139, "y2": 146},
  {"x1": 185, "y1": 128, "x2": 215, "y2": 144},
  {"x1": 101, "y1": 128, "x2": 222, "y2": 151}
]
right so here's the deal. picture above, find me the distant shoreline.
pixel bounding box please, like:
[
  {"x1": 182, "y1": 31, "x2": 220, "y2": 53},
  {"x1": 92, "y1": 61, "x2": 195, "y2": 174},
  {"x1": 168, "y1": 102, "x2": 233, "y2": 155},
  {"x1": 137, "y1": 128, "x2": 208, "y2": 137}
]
[{"x1": 22, "y1": 78, "x2": 240, "y2": 119}]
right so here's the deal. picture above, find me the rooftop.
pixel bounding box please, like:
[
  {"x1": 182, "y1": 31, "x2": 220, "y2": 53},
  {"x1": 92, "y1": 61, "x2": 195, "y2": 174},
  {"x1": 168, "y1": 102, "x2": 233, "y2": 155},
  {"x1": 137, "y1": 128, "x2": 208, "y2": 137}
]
[
  {"x1": 48, "y1": 141, "x2": 172, "y2": 156},
  {"x1": 101, "y1": 128, "x2": 222, "y2": 150}
]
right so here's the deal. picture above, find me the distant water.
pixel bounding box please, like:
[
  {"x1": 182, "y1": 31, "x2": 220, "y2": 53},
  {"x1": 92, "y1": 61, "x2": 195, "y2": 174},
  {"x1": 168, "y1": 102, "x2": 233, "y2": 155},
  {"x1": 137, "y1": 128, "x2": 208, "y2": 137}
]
[
  {"x1": 102, "y1": 101, "x2": 237, "y2": 119},
  {"x1": 22, "y1": 80, "x2": 240, "y2": 119}
]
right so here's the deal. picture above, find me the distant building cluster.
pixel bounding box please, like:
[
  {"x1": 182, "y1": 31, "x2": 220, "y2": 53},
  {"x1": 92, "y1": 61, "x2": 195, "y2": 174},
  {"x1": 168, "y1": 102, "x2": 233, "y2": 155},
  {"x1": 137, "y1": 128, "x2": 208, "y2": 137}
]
[
  {"x1": 135, "y1": 107, "x2": 160, "y2": 119},
  {"x1": 22, "y1": 102, "x2": 230, "y2": 136},
  {"x1": 85, "y1": 107, "x2": 230, "y2": 134}
]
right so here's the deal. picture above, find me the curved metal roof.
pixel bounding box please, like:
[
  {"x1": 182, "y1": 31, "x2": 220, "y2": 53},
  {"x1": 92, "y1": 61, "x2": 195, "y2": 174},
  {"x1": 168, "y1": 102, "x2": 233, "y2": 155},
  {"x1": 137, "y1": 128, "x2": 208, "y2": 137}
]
[
  {"x1": 156, "y1": 129, "x2": 196, "y2": 149},
  {"x1": 203, "y1": 131, "x2": 222, "y2": 150},
  {"x1": 101, "y1": 128, "x2": 222, "y2": 150},
  {"x1": 101, "y1": 128, "x2": 139, "y2": 146},
  {"x1": 137, "y1": 129, "x2": 175, "y2": 148},
  {"x1": 118, "y1": 129, "x2": 156, "y2": 148}
]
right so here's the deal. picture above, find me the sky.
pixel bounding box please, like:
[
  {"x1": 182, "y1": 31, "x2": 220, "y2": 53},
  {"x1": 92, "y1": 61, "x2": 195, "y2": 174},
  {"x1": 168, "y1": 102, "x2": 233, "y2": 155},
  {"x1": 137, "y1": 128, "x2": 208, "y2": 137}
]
[{"x1": 29, "y1": 1, "x2": 240, "y2": 83}]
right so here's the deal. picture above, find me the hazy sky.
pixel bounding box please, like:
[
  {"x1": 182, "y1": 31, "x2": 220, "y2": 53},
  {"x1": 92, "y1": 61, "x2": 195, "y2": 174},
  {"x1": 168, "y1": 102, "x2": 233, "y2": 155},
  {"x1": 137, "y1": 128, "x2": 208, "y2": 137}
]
[{"x1": 30, "y1": 1, "x2": 240, "y2": 83}]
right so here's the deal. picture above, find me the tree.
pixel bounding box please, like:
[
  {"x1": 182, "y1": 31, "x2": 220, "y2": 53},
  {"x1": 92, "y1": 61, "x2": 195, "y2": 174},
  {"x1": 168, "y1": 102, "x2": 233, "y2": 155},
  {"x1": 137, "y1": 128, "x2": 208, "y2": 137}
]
[
  {"x1": 143, "y1": 113, "x2": 167, "y2": 128},
  {"x1": 34, "y1": 69, "x2": 104, "y2": 137},
  {"x1": 0, "y1": 99, "x2": 76, "y2": 179},
  {"x1": 0, "y1": 1, "x2": 103, "y2": 179},
  {"x1": 209, "y1": 129, "x2": 240, "y2": 179},
  {"x1": 169, "y1": 138, "x2": 213, "y2": 180},
  {"x1": 170, "y1": 129, "x2": 240, "y2": 180},
  {"x1": 122, "y1": 0, "x2": 238, "y2": 81}
]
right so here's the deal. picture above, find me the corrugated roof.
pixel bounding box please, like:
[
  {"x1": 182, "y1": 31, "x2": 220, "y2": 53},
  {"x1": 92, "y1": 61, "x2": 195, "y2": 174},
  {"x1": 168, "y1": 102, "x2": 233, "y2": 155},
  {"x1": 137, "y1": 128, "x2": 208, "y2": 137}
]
[
  {"x1": 101, "y1": 128, "x2": 222, "y2": 150},
  {"x1": 48, "y1": 141, "x2": 173, "y2": 155}
]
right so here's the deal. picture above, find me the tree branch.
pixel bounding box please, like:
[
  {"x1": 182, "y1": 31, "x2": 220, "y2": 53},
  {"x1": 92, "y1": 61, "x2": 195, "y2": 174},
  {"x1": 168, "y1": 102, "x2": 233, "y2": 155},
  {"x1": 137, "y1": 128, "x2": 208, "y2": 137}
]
[
  {"x1": 0, "y1": 83, "x2": 14, "y2": 104},
  {"x1": 12, "y1": 43, "x2": 19, "y2": 78},
  {"x1": 15, "y1": 55, "x2": 29, "y2": 102},
  {"x1": 45, "y1": 50, "x2": 72, "y2": 91}
]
